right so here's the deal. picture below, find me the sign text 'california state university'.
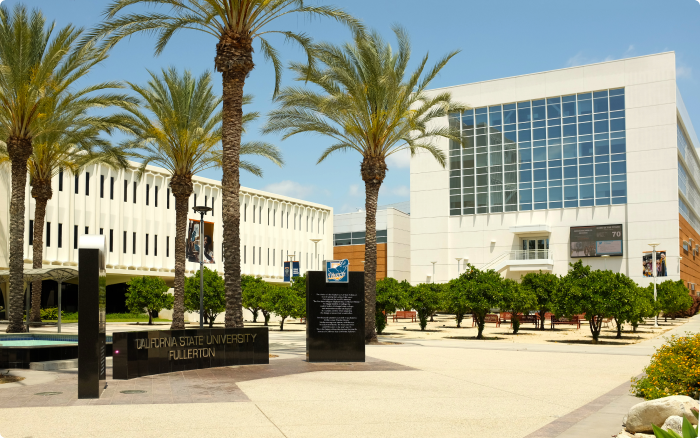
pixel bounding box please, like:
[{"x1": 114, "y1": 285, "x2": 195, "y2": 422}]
[{"x1": 113, "y1": 328, "x2": 268, "y2": 379}]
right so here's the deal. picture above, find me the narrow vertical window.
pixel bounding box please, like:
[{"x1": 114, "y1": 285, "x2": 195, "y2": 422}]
[
  {"x1": 85, "y1": 226, "x2": 89, "y2": 234},
  {"x1": 268, "y1": 208, "x2": 270, "y2": 225},
  {"x1": 110, "y1": 177, "x2": 114, "y2": 200},
  {"x1": 132, "y1": 232, "x2": 136, "y2": 254},
  {"x1": 46, "y1": 222, "x2": 51, "y2": 247},
  {"x1": 167, "y1": 188, "x2": 170, "y2": 209},
  {"x1": 287, "y1": 212, "x2": 289, "y2": 229},
  {"x1": 273, "y1": 248, "x2": 275, "y2": 266},
  {"x1": 166, "y1": 236, "x2": 170, "y2": 257},
  {"x1": 74, "y1": 225, "x2": 78, "y2": 249},
  {"x1": 273, "y1": 209, "x2": 276, "y2": 226},
  {"x1": 146, "y1": 184, "x2": 150, "y2": 206},
  {"x1": 58, "y1": 169, "x2": 63, "y2": 192},
  {"x1": 154, "y1": 235, "x2": 158, "y2": 256},
  {"x1": 124, "y1": 179, "x2": 128, "y2": 202},
  {"x1": 154, "y1": 186, "x2": 158, "y2": 207},
  {"x1": 259, "y1": 206, "x2": 261, "y2": 224},
  {"x1": 85, "y1": 172, "x2": 90, "y2": 196},
  {"x1": 244, "y1": 245, "x2": 246, "y2": 264},
  {"x1": 253, "y1": 205, "x2": 255, "y2": 223},
  {"x1": 211, "y1": 197, "x2": 215, "y2": 216},
  {"x1": 253, "y1": 246, "x2": 255, "y2": 264},
  {"x1": 58, "y1": 224, "x2": 63, "y2": 248},
  {"x1": 100, "y1": 175, "x2": 105, "y2": 198},
  {"x1": 259, "y1": 247, "x2": 261, "y2": 265},
  {"x1": 133, "y1": 181, "x2": 136, "y2": 204},
  {"x1": 244, "y1": 204, "x2": 247, "y2": 222},
  {"x1": 123, "y1": 231, "x2": 127, "y2": 253},
  {"x1": 109, "y1": 229, "x2": 113, "y2": 252},
  {"x1": 145, "y1": 234, "x2": 149, "y2": 255},
  {"x1": 29, "y1": 220, "x2": 34, "y2": 245},
  {"x1": 99, "y1": 228, "x2": 103, "y2": 235},
  {"x1": 267, "y1": 248, "x2": 269, "y2": 266},
  {"x1": 194, "y1": 193, "x2": 197, "y2": 207},
  {"x1": 75, "y1": 175, "x2": 79, "y2": 194},
  {"x1": 204, "y1": 195, "x2": 208, "y2": 214}
]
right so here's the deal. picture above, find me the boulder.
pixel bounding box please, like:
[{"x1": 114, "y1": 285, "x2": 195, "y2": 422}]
[
  {"x1": 662, "y1": 415, "x2": 685, "y2": 435},
  {"x1": 625, "y1": 396, "x2": 699, "y2": 433}
]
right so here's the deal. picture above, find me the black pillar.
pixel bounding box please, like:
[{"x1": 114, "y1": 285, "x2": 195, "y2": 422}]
[{"x1": 78, "y1": 245, "x2": 106, "y2": 399}]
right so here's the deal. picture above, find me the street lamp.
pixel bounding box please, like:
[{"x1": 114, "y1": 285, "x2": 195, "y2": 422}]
[
  {"x1": 430, "y1": 261, "x2": 437, "y2": 284},
  {"x1": 649, "y1": 242, "x2": 660, "y2": 328},
  {"x1": 455, "y1": 258, "x2": 462, "y2": 277},
  {"x1": 192, "y1": 205, "x2": 212, "y2": 328},
  {"x1": 601, "y1": 254, "x2": 610, "y2": 270},
  {"x1": 310, "y1": 238, "x2": 322, "y2": 270}
]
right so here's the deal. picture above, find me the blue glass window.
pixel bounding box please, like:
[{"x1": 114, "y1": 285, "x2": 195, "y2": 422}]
[
  {"x1": 534, "y1": 188, "x2": 547, "y2": 202},
  {"x1": 520, "y1": 190, "x2": 532, "y2": 203},
  {"x1": 476, "y1": 107, "x2": 487, "y2": 114},
  {"x1": 463, "y1": 176, "x2": 474, "y2": 187},
  {"x1": 593, "y1": 90, "x2": 608, "y2": 98},
  {"x1": 490, "y1": 111, "x2": 502, "y2": 126},
  {"x1": 532, "y1": 106, "x2": 546, "y2": 121},
  {"x1": 609, "y1": 95, "x2": 624, "y2": 111},
  {"x1": 611, "y1": 153, "x2": 625, "y2": 162},
  {"x1": 579, "y1": 122, "x2": 592, "y2": 135},
  {"x1": 462, "y1": 110, "x2": 475, "y2": 130},
  {"x1": 562, "y1": 124, "x2": 576, "y2": 138},
  {"x1": 517, "y1": 101, "x2": 531, "y2": 109},
  {"x1": 533, "y1": 169, "x2": 547, "y2": 181},
  {"x1": 595, "y1": 140, "x2": 609, "y2": 155},
  {"x1": 503, "y1": 108, "x2": 516, "y2": 124},
  {"x1": 579, "y1": 165, "x2": 593, "y2": 178},
  {"x1": 519, "y1": 170, "x2": 532, "y2": 183},
  {"x1": 580, "y1": 184, "x2": 594, "y2": 199},
  {"x1": 547, "y1": 103, "x2": 561, "y2": 119},
  {"x1": 533, "y1": 147, "x2": 546, "y2": 161},
  {"x1": 610, "y1": 138, "x2": 625, "y2": 153},
  {"x1": 611, "y1": 182, "x2": 626, "y2": 197},
  {"x1": 518, "y1": 108, "x2": 531, "y2": 122},
  {"x1": 564, "y1": 185, "x2": 578, "y2": 201},
  {"x1": 518, "y1": 130, "x2": 531, "y2": 142},
  {"x1": 609, "y1": 88, "x2": 624, "y2": 96},
  {"x1": 562, "y1": 102, "x2": 576, "y2": 117},
  {"x1": 610, "y1": 118, "x2": 625, "y2": 132},
  {"x1": 595, "y1": 183, "x2": 610, "y2": 198},
  {"x1": 563, "y1": 143, "x2": 577, "y2": 158},
  {"x1": 611, "y1": 161, "x2": 626, "y2": 174},
  {"x1": 595, "y1": 163, "x2": 610, "y2": 176},
  {"x1": 549, "y1": 167, "x2": 562, "y2": 180},
  {"x1": 579, "y1": 142, "x2": 593, "y2": 156},
  {"x1": 476, "y1": 112, "x2": 488, "y2": 128},
  {"x1": 519, "y1": 149, "x2": 532, "y2": 162},
  {"x1": 548, "y1": 126, "x2": 561, "y2": 138},
  {"x1": 595, "y1": 155, "x2": 609, "y2": 163},
  {"x1": 577, "y1": 99, "x2": 592, "y2": 115},
  {"x1": 594, "y1": 120, "x2": 608, "y2": 133},
  {"x1": 564, "y1": 166, "x2": 577, "y2": 178},
  {"x1": 593, "y1": 98, "x2": 608, "y2": 113},
  {"x1": 549, "y1": 187, "x2": 562, "y2": 202},
  {"x1": 533, "y1": 128, "x2": 546, "y2": 140}
]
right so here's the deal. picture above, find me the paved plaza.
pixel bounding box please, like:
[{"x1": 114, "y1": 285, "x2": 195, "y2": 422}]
[{"x1": 0, "y1": 316, "x2": 697, "y2": 438}]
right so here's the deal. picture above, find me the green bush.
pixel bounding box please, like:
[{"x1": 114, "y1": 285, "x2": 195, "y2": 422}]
[
  {"x1": 632, "y1": 332, "x2": 700, "y2": 400},
  {"x1": 653, "y1": 280, "x2": 694, "y2": 321},
  {"x1": 450, "y1": 265, "x2": 503, "y2": 339},
  {"x1": 499, "y1": 279, "x2": 536, "y2": 334},
  {"x1": 407, "y1": 283, "x2": 442, "y2": 331},
  {"x1": 652, "y1": 408, "x2": 699, "y2": 438},
  {"x1": 184, "y1": 268, "x2": 225, "y2": 327},
  {"x1": 263, "y1": 283, "x2": 304, "y2": 331},
  {"x1": 375, "y1": 278, "x2": 407, "y2": 334},
  {"x1": 521, "y1": 271, "x2": 559, "y2": 331},
  {"x1": 242, "y1": 275, "x2": 266, "y2": 322},
  {"x1": 125, "y1": 276, "x2": 174, "y2": 325}
]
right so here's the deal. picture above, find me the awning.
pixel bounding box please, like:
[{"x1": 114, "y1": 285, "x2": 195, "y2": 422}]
[{"x1": 0, "y1": 267, "x2": 78, "y2": 283}]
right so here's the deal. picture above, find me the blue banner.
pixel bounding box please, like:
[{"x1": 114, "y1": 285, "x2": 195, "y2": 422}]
[
  {"x1": 283, "y1": 261, "x2": 291, "y2": 282},
  {"x1": 292, "y1": 261, "x2": 300, "y2": 278}
]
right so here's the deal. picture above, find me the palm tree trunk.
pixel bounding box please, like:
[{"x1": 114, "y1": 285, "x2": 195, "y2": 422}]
[
  {"x1": 6, "y1": 137, "x2": 33, "y2": 333},
  {"x1": 29, "y1": 183, "x2": 52, "y2": 323},
  {"x1": 361, "y1": 156, "x2": 386, "y2": 344},
  {"x1": 170, "y1": 176, "x2": 192, "y2": 330},
  {"x1": 216, "y1": 34, "x2": 254, "y2": 329}
]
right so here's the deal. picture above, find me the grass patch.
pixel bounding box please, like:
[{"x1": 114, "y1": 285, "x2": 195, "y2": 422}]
[{"x1": 0, "y1": 375, "x2": 25, "y2": 384}]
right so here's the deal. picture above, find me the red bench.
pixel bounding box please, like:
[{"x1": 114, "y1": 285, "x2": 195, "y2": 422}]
[
  {"x1": 473, "y1": 313, "x2": 501, "y2": 327},
  {"x1": 500, "y1": 313, "x2": 540, "y2": 328},
  {"x1": 551, "y1": 315, "x2": 581, "y2": 329},
  {"x1": 393, "y1": 310, "x2": 416, "y2": 322}
]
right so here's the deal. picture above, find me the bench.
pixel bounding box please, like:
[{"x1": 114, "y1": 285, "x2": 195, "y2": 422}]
[
  {"x1": 501, "y1": 312, "x2": 539, "y2": 328},
  {"x1": 393, "y1": 310, "x2": 416, "y2": 322},
  {"x1": 550, "y1": 315, "x2": 581, "y2": 329},
  {"x1": 473, "y1": 313, "x2": 501, "y2": 327}
]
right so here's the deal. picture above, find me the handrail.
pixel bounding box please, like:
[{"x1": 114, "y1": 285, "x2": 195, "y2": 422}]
[{"x1": 481, "y1": 249, "x2": 554, "y2": 271}]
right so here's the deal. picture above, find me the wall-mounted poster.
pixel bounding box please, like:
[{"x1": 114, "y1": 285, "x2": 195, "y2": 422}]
[
  {"x1": 186, "y1": 219, "x2": 215, "y2": 264},
  {"x1": 643, "y1": 251, "x2": 667, "y2": 277},
  {"x1": 570, "y1": 224, "x2": 623, "y2": 257}
]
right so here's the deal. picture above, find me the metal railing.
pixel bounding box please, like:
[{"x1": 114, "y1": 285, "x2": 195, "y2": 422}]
[{"x1": 482, "y1": 249, "x2": 553, "y2": 271}]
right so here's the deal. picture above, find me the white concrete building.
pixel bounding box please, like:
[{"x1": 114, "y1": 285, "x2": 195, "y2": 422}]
[
  {"x1": 411, "y1": 52, "x2": 700, "y2": 292},
  {"x1": 333, "y1": 202, "x2": 410, "y2": 282},
  {"x1": 0, "y1": 160, "x2": 333, "y2": 311}
]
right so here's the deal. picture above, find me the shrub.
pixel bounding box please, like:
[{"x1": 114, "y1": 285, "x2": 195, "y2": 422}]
[
  {"x1": 125, "y1": 276, "x2": 174, "y2": 325},
  {"x1": 632, "y1": 332, "x2": 700, "y2": 400},
  {"x1": 184, "y1": 268, "x2": 226, "y2": 327},
  {"x1": 242, "y1": 275, "x2": 265, "y2": 322},
  {"x1": 263, "y1": 284, "x2": 305, "y2": 331},
  {"x1": 375, "y1": 278, "x2": 407, "y2": 334},
  {"x1": 444, "y1": 277, "x2": 470, "y2": 328},
  {"x1": 499, "y1": 279, "x2": 536, "y2": 334},
  {"x1": 407, "y1": 283, "x2": 442, "y2": 330},
  {"x1": 451, "y1": 265, "x2": 503, "y2": 339},
  {"x1": 40, "y1": 307, "x2": 62, "y2": 320},
  {"x1": 520, "y1": 271, "x2": 559, "y2": 331},
  {"x1": 653, "y1": 280, "x2": 694, "y2": 321}
]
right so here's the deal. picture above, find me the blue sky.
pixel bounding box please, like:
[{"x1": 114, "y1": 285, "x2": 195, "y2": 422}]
[{"x1": 6, "y1": 0, "x2": 700, "y2": 213}]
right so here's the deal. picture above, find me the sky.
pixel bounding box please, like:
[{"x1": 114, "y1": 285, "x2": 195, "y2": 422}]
[{"x1": 5, "y1": 0, "x2": 700, "y2": 213}]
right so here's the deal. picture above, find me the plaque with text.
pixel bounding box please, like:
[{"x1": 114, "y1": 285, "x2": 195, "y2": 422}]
[{"x1": 307, "y1": 271, "x2": 365, "y2": 362}]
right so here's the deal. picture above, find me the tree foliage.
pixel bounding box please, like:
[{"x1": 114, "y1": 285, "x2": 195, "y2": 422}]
[
  {"x1": 263, "y1": 284, "x2": 305, "y2": 331},
  {"x1": 520, "y1": 271, "x2": 559, "y2": 331},
  {"x1": 451, "y1": 265, "x2": 503, "y2": 339},
  {"x1": 184, "y1": 268, "x2": 226, "y2": 327},
  {"x1": 125, "y1": 276, "x2": 173, "y2": 325},
  {"x1": 407, "y1": 283, "x2": 442, "y2": 331},
  {"x1": 653, "y1": 279, "x2": 693, "y2": 320},
  {"x1": 499, "y1": 279, "x2": 536, "y2": 334},
  {"x1": 241, "y1": 274, "x2": 266, "y2": 323},
  {"x1": 375, "y1": 277, "x2": 407, "y2": 334}
]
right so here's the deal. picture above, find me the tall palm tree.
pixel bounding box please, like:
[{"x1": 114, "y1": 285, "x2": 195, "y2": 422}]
[
  {"x1": 90, "y1": 0, "x2": 360, "y2": 328},
  {"x1": 120, "y1": 67, "x2": 282, "y2": 329},
  {"x1": 264, "y1": 27, "x2": 466, "y2": 343},
  {"x1": 0, "y1": 4, "x2": 135, "y2": 333}
]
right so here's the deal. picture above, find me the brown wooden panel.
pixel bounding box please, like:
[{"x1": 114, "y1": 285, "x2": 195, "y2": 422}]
[
  {"x1": 332, "y1": 243, "x2": 387, "y2": 280},
  {"x1": 679, "y1": 214, "x2": 699, "y2": 296}
]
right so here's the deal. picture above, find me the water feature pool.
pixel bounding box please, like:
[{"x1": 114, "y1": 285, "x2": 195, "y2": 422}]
[
  {"x1": 0, "y1": 334, "x2": 112, "y2": 368},
  {"x1": 0, "y1": 340, "x2": 78, "y2": 347}
]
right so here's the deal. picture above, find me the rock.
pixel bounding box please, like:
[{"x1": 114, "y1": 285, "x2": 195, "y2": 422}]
[
  {"x1": 615, "y1": 430, "x2": 634, "y2": 438},
  {"x1": 625, "y1": 395, "x2": 699, "y2": 433},
  {"x1": 662, "y1": 415, "x2": 684, "y2": 435}
]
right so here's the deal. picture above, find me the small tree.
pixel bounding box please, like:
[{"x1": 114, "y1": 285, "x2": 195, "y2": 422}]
[
  {"x1": 520, "y1": 271, "x2": 559, "y2": 331},
  {"x1": 628, "y1": 285, "x2": 655, "y2": 332},
  {"x1": 290, "y1": 274, "x2": 308, "y2": 321},
  {"x1": 264, "y1": 284, "x2": 304, "y2": 331},
  {"x1": 604, "y1": 272, "x2": 640, "y2": 338},
  {"x1": 125, "y1": 276, "x2": 174, "y2": 325},
  {"x1": 500, "y1": 279, "x2": 536, "y2": 334},
  {"x1": 454, "y1": 265, "x2": 503, "y2": 339},
  {"x1": 444, "y1": 277, "x2": 470, "y2": 328},
  {"x1": 375, "y1": 277, "x2": 407, "y2": 334},
  {"x1": 242, "y1": 275, "x2": 265, "y2": 322},
  {"x1": 654, "y1": 279, "x2": 693, "y2": 321},
  {"x1": 407, "y1": 283, "x2": 442, "y2": 331},
  {"x1": 184, "y1": 268, "x2": 226, "y2": 327}
]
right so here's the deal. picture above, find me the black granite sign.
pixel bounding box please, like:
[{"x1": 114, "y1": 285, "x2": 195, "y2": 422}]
[
  {"x1": 112, "y1": 327, "x2": 269, "y2": 379},
  {"x1": 78, "y1": 244, "x2": 107, "y2": 399},
  {"x1": 307, "y1": 271, "x2": 365, "y2": 362}
]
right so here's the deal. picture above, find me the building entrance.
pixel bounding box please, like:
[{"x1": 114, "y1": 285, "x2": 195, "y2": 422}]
[{"x1": 521, "y1": 238, "x2": 550, "y2": 260}]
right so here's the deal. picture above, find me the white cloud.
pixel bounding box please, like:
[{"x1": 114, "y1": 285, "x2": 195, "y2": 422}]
[
  {"x1": 380, "y1": 185, "x2": 410, "y2": 198},
  {"x1": 262, "y1": 180, "x2": 315, "y2": 199},
  {"x1": 565, "y1": 46, "x2": 636, "y2": 68},
  {"x1": 677, "y1": 64, "x2": 692, "y2": 79},
  {"x1": 348, "y1": 184, "x2": 360, "y2": 197},
  {"x1": 386, "y1": 148, "x2": 411, "y2": 169}
]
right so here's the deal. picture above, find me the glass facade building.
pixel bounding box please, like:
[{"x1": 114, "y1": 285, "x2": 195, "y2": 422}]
[
  {"x1": 333, "y1": 230, "x2": 387, "y2": 246},
  {"x1": 449, "y1": 88, "x2": 627, "y2": 215}
]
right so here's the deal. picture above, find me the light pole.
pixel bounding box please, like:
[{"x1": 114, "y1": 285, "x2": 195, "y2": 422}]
[
  {"x1": 193, "y1": 205, "x2": 212, "y2": 328},
  {"x1": 455, "y1": 258, "x2": 462, "y2": 277},
  {"x1": 430, "y1": 261, "x2": 437, "y2": 283},
  {"x1": 310, "y1": 239, "x2": 322, "y2": 270},
  {"x1": 649, "y1": 242, "x2": 660, "y2": 328},
  {"x1": 601, "y1": 254, "x2": 610, "y2": 270}
]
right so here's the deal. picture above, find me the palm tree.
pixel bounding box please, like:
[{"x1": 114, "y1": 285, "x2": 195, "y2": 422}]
[
  {"x1": 120, "y1": 67, "x2": 282, "y2": 329},
  {"x1": 264, "y1": 27, "x2": 466, "y2": 343},
  {"x1": 90, "y1": 0, "x2": 360, "y2": 328},
  {"x1": 0, "y1": 4, "x2": 135, "y2": 333}
]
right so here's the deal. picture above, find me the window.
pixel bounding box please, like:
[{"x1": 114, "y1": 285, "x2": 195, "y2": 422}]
[
  {"x1": 133, "y1": 181, "x2": 136, "y2": 204},
  {"x1": 259, "y1": 247, "x2": 261, "y2": 264},
  {"x1": 124, "y1": 179, "x2": 128, "y2": 202},
  {"x1": 211, "y1": 197, "x2": 214, "y2": 216},
  {"x1": 253, "y1": 246, "x2": 256, "y2": 264},
  {"x1": 123, "y1": 231, "x2": 127, "y2": 254},
  {"x1": 166, "y1": 236, "x2": 169, "y2": 257},
  {"x1": 167, "y1": 188, "x2": 170, "y2": 209},
  {"x1": 154, "y1": 235, "x2": 158, "y2": 256},
  {"x1": 204, "y1": 195, "x2": 208, "y2": 213},
  {"x1": 253, "y1": 205, "x2": 255, "y2": 223},
  {"x1": 100, "y1": 175, "x2": 105, "y2": 198},
  {"x1": 155, "y1": 186, "x2": 158, "y2": 207},
  {"x1": 273, "y1": 209, "x2": 276, "y2": 226},
  {"x1": 74, "y1": 225, "x2": 78, "y2": 249},
  {"x1": 58, "y1": 224, "x2": 62, "y2": 248},
  {"x1": 85, "y1": 226, "x2": 89, "y2": 234},
  {"x1": 85, "y1": 172, "x2": 90, "y2": 196},
  {"x1": 287, "y1": 212, "x2": 289, "y2": 229},
  {"x1": 99, "y1": 228, "x2": 103, "y2": 235},
  {"x1": 194, "y1": 194, "x2": 197, "y2": 207},
  {"x1": 244, "y1": 245, "x2": 247, "y2": 264},
  {"x1": 59, "y1": 169, "x2": 63, "y2": 191},
  {"x1": 145, "y1": 234, "x2": 149, "y2": 255},
  {"x1": 46, "y1": 222, "x2": 51, "y2": 247},
  {"x1": 259, "y1": 206, "x2": 262, "y2": 224},
  {"x1": 267, "y1": 248, "x2": 269, "y2": 265},
  {"x1": 75, "y1": 175, "x2": 79, "y2": 194},
  {"x1": 29, "y1": 220, "x2": 34, "y2": 245},
  {"x1": 110, "y1": 177, "x2": 114, "y2": 200},
  {"x1": 146, "y1": 184, "x2": 150, "y2": 205},
  {"x1": 109, "y1": 229, "x2": 113, "y2": 252},
  {"x1": 268, "y1": 208, "x2": 270, "y2": 225},
  {"x1": 244, "y1": 204, "x2": 247, "y2": 222},
  {"x1": 132, "y1": 232, "x2": 136, "y2": 255}
]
